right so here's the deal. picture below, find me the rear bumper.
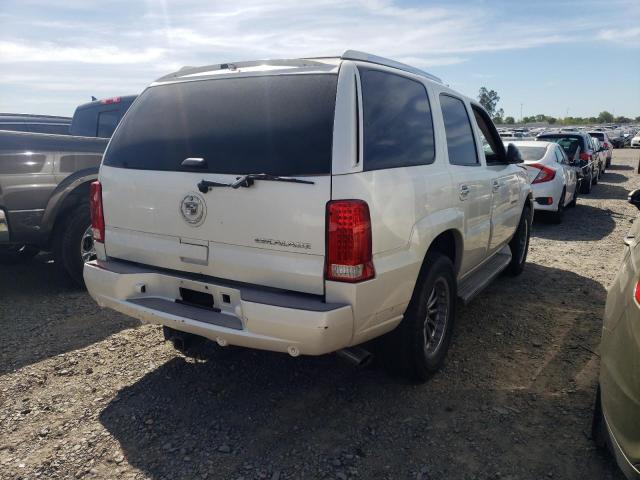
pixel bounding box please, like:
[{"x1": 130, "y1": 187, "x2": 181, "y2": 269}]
[
  {"x1": 531, "y1": 183, "x2": 560, "y2": 211},
  {"x1": 0, "y1": 208, "x2": 47, "y2": 246},
  {"x1": 603, "y1": 411, "x2": 640, "y2": 479},
  {"x1": 84, "y1": 259, "x2": 354, "y2": 356}
]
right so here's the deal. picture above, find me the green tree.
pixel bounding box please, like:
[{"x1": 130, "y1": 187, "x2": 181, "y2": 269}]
[
  {"x1": 547, "y1": 117, "x2": 557, "y2": 124},
  {"x1": 504, "y1": 116, "x2": 515, "y2": 124},
  {"x1": 635, "y1": 116, "x2": 640, "y2": 122},
  {"x1": 615, "y1": 116, "x2": 631, "y2": 124},
  {"x1": 478, "y1": 87, "x2": 500, "y2": 117},
  {"x1": 597, "y1": 111, "x2": 614, "y2": 123}
]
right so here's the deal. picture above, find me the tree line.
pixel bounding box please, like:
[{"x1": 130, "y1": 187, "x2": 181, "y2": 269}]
[{"x1": 478, "y1": 87, "x2": 640, "y2": 125}]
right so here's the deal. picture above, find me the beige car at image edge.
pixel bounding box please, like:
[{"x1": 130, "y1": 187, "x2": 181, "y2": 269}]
[{"x1": 593, "y1": 189, "x2": 640, "y2": 479}]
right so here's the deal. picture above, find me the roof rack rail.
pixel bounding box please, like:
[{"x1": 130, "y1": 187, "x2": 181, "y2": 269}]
[{"x1": 341, "y1": 50, "x2": 443, "y2": 84}]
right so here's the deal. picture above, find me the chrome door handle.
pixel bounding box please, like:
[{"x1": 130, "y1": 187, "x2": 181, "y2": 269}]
[
  {"x1": 459, "y1": 185, "x2": 470, "y2": 200},
  {"x1": 492, "y1": 180, "x2": 500, "y2": 192}
]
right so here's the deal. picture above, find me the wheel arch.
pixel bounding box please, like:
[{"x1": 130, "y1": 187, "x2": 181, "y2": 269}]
[
  {"x1": 424, "y1": 228, "x2": 463, "y2": 278},
  {"x1": 41, "y1": 168, "x2": 98, "y2": 246}
]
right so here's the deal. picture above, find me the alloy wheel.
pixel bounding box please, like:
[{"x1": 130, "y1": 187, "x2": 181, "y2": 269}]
[
  {"x1": 423, "y1": 277, "x2": 450, "y2": 357},
  {"x1": 81, "y1": 226, "x2": 96, "y2": 263}
]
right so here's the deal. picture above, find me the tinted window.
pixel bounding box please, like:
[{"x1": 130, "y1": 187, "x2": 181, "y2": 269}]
[
  {"x1": 104, "y1": 75, "x2": 338, "y2": 175},
  {"x1": 554, "y1": 148, "x2": 563, "y2": 163},
  {"x1": 472, "y1": 106, "x2": 504, "y2": 163},
  {"x1": 589, "y1": 132, "x2": 604, "y2": 141},
  {"x1": 97, "y1": 110, "x2": 120, "y2": 138},
  {"x1": 440, "y1": 94, "x2": 478, "y2": 166},
  {"x1": 70, "y1": 107, "x2": 96, "y2": 137},
  {"x1": 0, "y1": 154, "x2": 46, "y2": 174},
  {"x1": 514, "y1": 146, "x2": 547, "y2": 161},
  {"x1": 359, "y1": 68, "x2": 435, "y2": 170},
  {"x1": 59, "y1": 154, "x2": 102, "y2": 173},
  {"x1": 537, "y1": 135, "x2": 584, "y2": 157}
]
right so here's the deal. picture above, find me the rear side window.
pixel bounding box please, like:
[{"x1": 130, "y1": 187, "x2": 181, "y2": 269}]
[
  {"x1": 59, "y1": 154, "x2": 102, "y2": 173},
  {"x1": 97, "y1": 110, "x2": 120, "y2": 138},
  {"x1": 554, "y1": 148, "x2": 564, "y2": 163},
  {"x1": 0, "y1": 153, "x2": 46, "y2": 174},
  {"x1": 104, "y1": 75, "x2": 338, "y2": 176},
  {"x1": 70, "y1": 108, "x2": 95, "y2": 137},
  {"x1": 590, "y1": 132, "x2": 604, "y2": 141},
  {"x1": 359, "y1": 68, "x2": 435, "y2": 170},
  {"x1": 515, "y1": 146, "x2": 547, "y2": 161},
  {"x1": 440, "y1": 94, "x2": 478, "y2": 166}
]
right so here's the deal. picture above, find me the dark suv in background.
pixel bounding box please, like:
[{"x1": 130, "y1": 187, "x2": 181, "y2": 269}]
[{"x1": 536, "y1": 131, "x2": 598, "y2": 194}]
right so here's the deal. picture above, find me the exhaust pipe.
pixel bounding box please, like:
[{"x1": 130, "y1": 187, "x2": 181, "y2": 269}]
[{"x1": 336, "y1": 346, "x2": 373, "y2": 367}]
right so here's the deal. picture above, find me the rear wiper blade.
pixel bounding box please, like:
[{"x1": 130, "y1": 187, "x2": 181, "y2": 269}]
[
  {"x1": 197, "y1": 179, "x2": 231, "y2": 193},
  {"x1": 230, "y1": 173, "x2": 315, "y2": 189},
  {"x1": 197, "y1": 174, "x2": 314, "y2": 193}
]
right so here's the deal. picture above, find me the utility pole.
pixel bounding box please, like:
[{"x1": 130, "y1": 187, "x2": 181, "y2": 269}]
[{"x1": 520, "y1": 103, "x2": 523, "y2": 123}]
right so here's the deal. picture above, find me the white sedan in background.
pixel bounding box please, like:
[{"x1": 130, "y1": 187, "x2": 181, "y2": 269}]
[
  {"x1": 506, "y1": 141, "x2": 578, "y2": 223},
  {"x1": 632, "y1": 134, "x2": 640, "y2": 148}
]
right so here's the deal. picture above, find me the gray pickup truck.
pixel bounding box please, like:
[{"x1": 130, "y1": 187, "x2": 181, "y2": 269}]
[{"x1": 0, "y1": 95, "x2": 136, "y2": 284}]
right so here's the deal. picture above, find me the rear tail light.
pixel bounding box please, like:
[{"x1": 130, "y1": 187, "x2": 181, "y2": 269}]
[
  {"x1": 579, "y1": 152, "x2": 591, "y2": 162},
  {"x1": 90, "y1": 181, "x2": 105, "y2": 243},
  {"x1": 325, "y1": 200, "x2": 374, "y2": 283},
  {"x1": 529, "y1": 164, "x2": 556, "y2": 184},
  {"x1": 635, "y1": 280, "x2": 640, "y2": 305}
]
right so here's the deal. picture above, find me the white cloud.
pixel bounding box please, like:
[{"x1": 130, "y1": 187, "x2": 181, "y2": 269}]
[
  {"x1": 598, "y1": 27, "x2": 640, "y2": 45},
  {"x1": 0, "y1": 41, "x2": 165, "y2": 64}
]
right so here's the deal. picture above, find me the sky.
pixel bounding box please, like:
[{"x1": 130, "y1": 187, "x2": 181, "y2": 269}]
[{"x1": 0, "y1": 0, "x2": 639, "y2": 120}]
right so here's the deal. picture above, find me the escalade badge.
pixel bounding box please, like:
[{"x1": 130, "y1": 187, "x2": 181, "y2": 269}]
[{"x1": 180, "y1": 193, "x2": 206, "y2": 227}]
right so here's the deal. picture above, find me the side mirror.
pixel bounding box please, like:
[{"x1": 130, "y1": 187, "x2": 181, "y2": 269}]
[
  {"x1": 629, "y1": 190, "x2": 640, "y2": 211},
  {"x1": 505, "y1": 143, "x2": 523, "y2": 164}
]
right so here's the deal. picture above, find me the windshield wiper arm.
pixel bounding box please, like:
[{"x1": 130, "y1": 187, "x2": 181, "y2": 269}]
[{"x1": 230, "y1": 173, "x2": 315, "y2": 189}]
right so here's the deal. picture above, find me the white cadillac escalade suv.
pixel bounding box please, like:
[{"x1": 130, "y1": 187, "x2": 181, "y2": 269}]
[{"x1": 84, "y1": 51, "x2": 533, "y2": 381}]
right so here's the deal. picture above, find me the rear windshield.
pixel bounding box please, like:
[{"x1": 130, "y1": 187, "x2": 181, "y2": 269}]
[
  {"x1": 537, "y1": 135, "x2": 582, "y2": 156},
  {"x1": 103, "y1": 74, "x2": 338, "y2": 175},
  {"x1": 589, "y1": 132, "x2": 604, "y2": 140},
  {"x1": 514, "y1": 146, "x2": 547, "y2": 161}
]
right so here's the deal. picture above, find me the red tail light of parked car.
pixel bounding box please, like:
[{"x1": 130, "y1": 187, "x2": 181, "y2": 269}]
[{"x1": 325, "y1": 200, "x2": 375, "y2": 283}]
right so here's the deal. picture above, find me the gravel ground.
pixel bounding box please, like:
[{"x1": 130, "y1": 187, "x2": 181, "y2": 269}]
[{"x1": 1, "y1": 149, "x2": 639, "y2": 480}]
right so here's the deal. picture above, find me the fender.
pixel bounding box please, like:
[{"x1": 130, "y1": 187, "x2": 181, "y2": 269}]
[
  {"x1": 41, "y1": 167, "x2": 98, "y2": 234},
  {"x1": 409, "y1": 206, "x2": 465, "y2": 276}
]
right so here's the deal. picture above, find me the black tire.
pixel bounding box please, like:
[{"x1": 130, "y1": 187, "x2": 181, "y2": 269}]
[
  {"x1": 0, "y1": 245, "x2": 39, "y2": 265},
  {"x1": 507, "y1": 204, "x2": 531, "y2": 276},
  {"x1": 580, "y1": 171, "x2": 593, "y2": 194},
  {"x1": 379, "y1": 252, "x2": 456, "y2": 382},
  {"x1": 550, "y1": 189, "x2": 566, "y2": 224},
  {"x1": 568, "y1": 188, "x2": 577, "y2": 208},
  {"x1": 53, "y1": 204, "x2": 94, "y2": 286},
  {"x1": 592, "y1": 385, "x2": 607, "y2": 449}
]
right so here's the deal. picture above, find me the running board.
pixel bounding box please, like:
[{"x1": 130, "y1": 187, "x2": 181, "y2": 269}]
[{"x1": 457, "y1": 246, "x2": 512, "y2": 305}]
